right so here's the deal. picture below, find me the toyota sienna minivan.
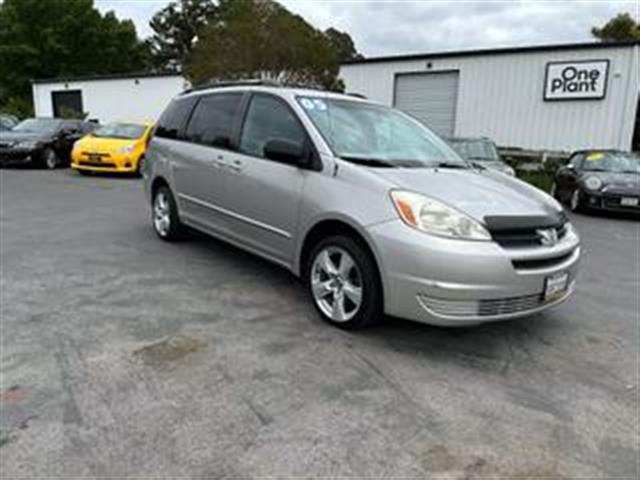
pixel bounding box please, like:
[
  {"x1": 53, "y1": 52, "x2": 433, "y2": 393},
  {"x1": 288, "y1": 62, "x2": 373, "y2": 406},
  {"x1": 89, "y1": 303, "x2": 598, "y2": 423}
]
[{"x1": 144, "y1": 81, "x2": 580, "y2": 329}]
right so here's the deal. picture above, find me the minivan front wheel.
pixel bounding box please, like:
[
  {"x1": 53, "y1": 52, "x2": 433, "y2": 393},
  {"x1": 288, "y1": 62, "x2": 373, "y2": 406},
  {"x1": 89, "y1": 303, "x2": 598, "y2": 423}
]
[
  {"x1": 152, "y1": 186, "x2": 182, "y2": 241},
  {"x1": 307, "y1": 235, "x2": 382, "y2": 329}
]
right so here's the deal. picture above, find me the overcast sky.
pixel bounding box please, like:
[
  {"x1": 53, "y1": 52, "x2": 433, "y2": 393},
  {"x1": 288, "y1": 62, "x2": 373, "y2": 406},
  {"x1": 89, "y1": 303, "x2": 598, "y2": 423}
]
[{"x1": 96, "y1": 0, "x2": 639, "y2": 57}]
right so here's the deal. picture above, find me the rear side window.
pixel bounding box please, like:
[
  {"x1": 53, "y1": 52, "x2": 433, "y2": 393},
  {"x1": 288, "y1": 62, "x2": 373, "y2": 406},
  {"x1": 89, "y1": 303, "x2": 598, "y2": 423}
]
[
  {"x1": 155, "y1": 97, "x2": 197, "y2": 140},
  {"x1": 239, "y1": 94, "x2": 306, "y2": 159},
  {"x1": 185, "y1": 93, "x2": 242, "y2": 147}
]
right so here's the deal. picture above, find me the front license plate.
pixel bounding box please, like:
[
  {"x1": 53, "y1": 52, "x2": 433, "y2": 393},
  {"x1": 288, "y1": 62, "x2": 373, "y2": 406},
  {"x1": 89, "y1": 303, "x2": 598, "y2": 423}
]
[
  {"x1": 545, "y1": 272, "x2": 569, "y2": 301},
  {"x1": 620, "y1": 197, "x2": 639, "y2": 207}
]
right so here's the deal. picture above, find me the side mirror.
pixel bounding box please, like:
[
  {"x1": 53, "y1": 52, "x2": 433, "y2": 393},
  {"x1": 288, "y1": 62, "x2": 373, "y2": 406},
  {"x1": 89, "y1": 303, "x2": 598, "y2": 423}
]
[{"x1": 264, "y1": 139, "x2": 308, "y2": 167}]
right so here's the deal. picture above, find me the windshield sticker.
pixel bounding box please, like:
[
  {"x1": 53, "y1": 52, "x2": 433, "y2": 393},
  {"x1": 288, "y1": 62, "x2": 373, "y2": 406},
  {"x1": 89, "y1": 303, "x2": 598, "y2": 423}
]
[
  {"x1": 313, "y1": 99, "x2": 328, "y2": 111},
  {"x1": 586, "y1": 153, "x2": 604, "y2": 161},
  {"x1": 300, "y1": 98, "x2": 315, "y2": 110}
]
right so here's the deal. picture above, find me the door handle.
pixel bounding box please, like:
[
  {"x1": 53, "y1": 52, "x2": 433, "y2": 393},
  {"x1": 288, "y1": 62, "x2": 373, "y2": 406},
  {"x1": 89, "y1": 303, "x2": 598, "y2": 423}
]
[{"x1": 228, "y1": 159, "x2": 243, "y2": 173}]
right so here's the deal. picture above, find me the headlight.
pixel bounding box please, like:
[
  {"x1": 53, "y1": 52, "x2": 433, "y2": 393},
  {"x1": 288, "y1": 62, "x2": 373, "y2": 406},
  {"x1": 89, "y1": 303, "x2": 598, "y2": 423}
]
[
  {"x1": 16, "y1": 141, "x2": 38, "y2": 149},
  {"x1": 117, "y1": 144, "x2": 135, "y2": 154},
  {"x1": 584, "y1": 176, "x2": 603, "y2": 191},
  {"x1": 390, "y1": 190, "x2": 491, "y2": 241}
]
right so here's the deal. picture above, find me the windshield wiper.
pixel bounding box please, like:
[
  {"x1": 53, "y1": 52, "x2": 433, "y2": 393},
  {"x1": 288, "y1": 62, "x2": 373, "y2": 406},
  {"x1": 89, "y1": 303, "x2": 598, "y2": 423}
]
[
  {"x1": 583, "y1": 168, "x2": 608, "y2": 172},
  {"x1": 340, "y1": 156, "x2": 398, "y2": 168},
  {"x1": 434, "y1": 161, "x2": 469, "y2": 169}
]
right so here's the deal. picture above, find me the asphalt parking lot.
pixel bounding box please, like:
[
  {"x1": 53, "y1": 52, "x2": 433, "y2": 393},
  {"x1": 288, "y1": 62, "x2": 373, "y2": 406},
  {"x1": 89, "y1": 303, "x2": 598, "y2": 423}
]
[{"x1": 1, "y1": 169, "x2": 638, "y2": 478}]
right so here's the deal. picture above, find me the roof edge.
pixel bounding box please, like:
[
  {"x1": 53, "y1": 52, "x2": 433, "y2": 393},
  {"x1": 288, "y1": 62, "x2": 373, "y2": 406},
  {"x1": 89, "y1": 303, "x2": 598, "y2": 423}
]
[
  {"x1": 32, "y1": 71, "x2": 183, "y2": 85},
  {"x1": 342, "y1": 40, "x2": 640, "y2": 66}
]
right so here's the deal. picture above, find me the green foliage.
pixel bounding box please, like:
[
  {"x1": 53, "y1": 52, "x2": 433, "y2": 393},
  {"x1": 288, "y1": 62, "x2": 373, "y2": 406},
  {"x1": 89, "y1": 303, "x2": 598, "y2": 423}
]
[
  {"x1": 184, "y1": 0, "x2": 361, "y2": 91},
  {"x1": 592, "y1": 12, "x2": 640, "y2": 42},
  {"x1": 147, "y1": 0, "x2": 218, "y2": 71},
  {"x1": 0, "y1": 0, "x2": 150, "y2": 114},
  {"x1": 1, "y1": 96, "x2": 34, "y2": 119}
]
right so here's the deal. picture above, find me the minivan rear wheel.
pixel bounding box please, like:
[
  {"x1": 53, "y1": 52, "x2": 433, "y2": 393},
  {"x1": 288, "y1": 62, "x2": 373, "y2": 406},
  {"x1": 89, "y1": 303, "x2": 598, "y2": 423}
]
[
  {"x1": 152, "y1": 186, "x2": 183, "y2": 241},
  {"x1": 307, "y1": 235, "x2": 382, "y2": 329}
]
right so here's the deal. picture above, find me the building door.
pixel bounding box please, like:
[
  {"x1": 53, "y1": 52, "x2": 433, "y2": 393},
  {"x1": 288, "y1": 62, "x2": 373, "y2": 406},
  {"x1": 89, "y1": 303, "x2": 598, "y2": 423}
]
[
  {"x1": 51, "y1": 90, "x2": 83, "y2": 118},
  {"x1": 393, "y1": 71, "x2": 459, "y2": 137}
]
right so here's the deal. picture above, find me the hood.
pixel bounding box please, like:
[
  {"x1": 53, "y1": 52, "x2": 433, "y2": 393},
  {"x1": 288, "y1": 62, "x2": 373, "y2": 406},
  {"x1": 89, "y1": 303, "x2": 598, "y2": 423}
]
[
  {"x1": 371, "y1": 167, "x2": 561, "y2": 223},
  {"x1": 75, "y1": 135, "x2": 137, "y2": 152},
  {"x1": 0, "y1": 130, "x2": 53, "y2": 145},
  {"x1": 579, "y1": 171, "x2": 640, "y2": 194}
]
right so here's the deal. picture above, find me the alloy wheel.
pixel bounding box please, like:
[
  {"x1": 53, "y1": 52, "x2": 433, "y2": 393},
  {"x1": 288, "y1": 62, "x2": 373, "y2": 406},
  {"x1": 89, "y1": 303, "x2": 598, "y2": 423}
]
[
  {"x1": 310, "y1": 246, "x2": 363, "y2": 322},
  {"x1": 44, "y1": 149, "x2": 57, "y2": 169},
  {"x1": 153, "y1": 191, "x2": 171, "y2": 237},
  {"x1": 570, "y1": 189, "x2": 580, "y2": 211}
]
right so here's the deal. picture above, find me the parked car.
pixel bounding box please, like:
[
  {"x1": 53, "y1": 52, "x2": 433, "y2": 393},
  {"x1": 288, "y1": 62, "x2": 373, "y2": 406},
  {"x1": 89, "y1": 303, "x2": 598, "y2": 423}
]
[
  {"x1": 551, "y1": 150, "x2": 640, "y2": 213},
  {"x1": 0, "y1": 114, "x2": 19, "y2": 131},
  {"x1": 447, "y1": 137, "x2": 515, "y2": 176},
  {"x1": 0, "y1": 118, "x2": 95, "y2": 169},
  {"x1": 71, "y1": 122, "x2": 153, "y2": 176},
  {"x1": 145, "y1": 81, "x2": 580, "y2": 329}
]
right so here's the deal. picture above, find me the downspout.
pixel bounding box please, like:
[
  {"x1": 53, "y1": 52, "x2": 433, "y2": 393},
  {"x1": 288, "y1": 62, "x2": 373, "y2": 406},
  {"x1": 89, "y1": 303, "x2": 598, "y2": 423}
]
[{"x1": 619, "y1": 44, "x2": 640, "y2": 150}]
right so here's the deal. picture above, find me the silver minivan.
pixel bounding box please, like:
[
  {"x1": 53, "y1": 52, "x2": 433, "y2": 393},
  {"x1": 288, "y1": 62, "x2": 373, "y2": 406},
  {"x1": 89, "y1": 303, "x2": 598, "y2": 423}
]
[{"x1": 144, "y1": 81, "x2": 580, "y2": 329}]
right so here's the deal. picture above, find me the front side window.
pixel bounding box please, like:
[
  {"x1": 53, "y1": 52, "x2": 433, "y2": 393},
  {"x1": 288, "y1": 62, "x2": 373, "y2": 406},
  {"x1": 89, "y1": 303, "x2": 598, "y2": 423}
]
[
  {"x1": 185, "y1": 93, "x2": 242, "y2": 147},
  {"x1": 297, "y1": 97, "x2": 464, "y2": 168},
  {"x1": 239, "y1": 95, "x2": 306, "y2": 159}
]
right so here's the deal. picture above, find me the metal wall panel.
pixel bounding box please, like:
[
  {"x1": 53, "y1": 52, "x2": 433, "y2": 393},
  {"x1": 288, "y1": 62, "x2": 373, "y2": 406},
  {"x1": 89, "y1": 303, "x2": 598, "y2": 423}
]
[
  {"x1": 340, "y1": 45, "x2": 639, "y2": 151},
  {"x1": 393, "y1": 71, "x2": 459, "y2": 136}
]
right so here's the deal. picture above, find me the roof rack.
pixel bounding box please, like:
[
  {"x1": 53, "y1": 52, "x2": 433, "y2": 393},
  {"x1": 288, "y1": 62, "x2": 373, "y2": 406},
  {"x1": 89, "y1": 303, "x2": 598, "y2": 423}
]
[{"x1": 182, "y1": 79, "x2": 282, "y2": 95}]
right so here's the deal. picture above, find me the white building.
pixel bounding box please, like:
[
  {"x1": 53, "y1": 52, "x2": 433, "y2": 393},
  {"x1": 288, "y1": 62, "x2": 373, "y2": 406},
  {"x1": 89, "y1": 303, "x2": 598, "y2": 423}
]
[
  {"x1": 340, "y1": 41, "x2": 640, "y2": 152},
  {"x1": 32, "y1": 72, "x2": 187, "y2": 125}
]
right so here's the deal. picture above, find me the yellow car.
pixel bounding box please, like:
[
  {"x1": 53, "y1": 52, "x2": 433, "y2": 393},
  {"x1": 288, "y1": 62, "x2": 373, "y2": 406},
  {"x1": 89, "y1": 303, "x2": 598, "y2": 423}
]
[{"x1": 71, "y1": 122, "x2": 153, "y2": 175}]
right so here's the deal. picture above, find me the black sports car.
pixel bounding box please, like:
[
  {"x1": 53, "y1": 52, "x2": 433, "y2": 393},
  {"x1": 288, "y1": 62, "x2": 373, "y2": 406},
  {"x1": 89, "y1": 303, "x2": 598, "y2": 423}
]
[
  {"x1": 551, "y1": 150, "x2": 639, "y2": 214},
  {"x1": 0, "y1": 118, "x2": 96, "y2": 169}
]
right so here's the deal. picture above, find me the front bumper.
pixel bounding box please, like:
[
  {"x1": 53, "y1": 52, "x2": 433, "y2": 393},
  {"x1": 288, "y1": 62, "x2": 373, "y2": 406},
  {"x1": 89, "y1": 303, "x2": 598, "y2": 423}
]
[
  {"x1": 71, "y1": 150, "x2": 138, "y2": 173},
  {"x1": 368, "y1": 219, "x2": 581, "y2": 326},
  {"x1": 0, "y1": 148, "x2": 38, "y2": 166},
  {"x1": 580, "y1": 189, "x2": 640, "y2": 214}
]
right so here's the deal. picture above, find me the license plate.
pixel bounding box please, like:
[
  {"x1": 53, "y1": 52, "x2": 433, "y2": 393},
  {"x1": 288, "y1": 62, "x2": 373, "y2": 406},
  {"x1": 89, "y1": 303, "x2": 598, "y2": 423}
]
[
  {"x1": 544, "y1": 272, "x2": 568, "y2": 301},
  {"x1": 620, "y1": 197, "x2": 639, "y2": 207}
]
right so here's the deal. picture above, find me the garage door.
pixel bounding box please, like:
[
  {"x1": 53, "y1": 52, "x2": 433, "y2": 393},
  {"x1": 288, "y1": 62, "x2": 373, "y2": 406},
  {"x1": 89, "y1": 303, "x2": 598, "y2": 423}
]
[{"x1": 394, "y1": 71, "x2": 459, "y2": 137}]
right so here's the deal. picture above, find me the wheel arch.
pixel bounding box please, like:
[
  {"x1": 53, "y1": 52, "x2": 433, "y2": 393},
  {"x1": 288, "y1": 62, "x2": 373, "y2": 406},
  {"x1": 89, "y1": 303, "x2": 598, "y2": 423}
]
[{"x1": 296, "y1": 217, "x2": 387, "y2": 307}]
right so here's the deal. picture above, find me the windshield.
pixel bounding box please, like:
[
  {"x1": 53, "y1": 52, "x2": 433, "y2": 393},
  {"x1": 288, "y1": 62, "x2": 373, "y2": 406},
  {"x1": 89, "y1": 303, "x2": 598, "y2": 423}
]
[
  {"x1": 582, "y1": 152, "x2": 640, "y2": 174},
  {"x1": 449, "y1": 139, "x2": 500, "y2": 162},
  {"x1": 297, "y1": 97, "x2": 466, "y2": 168},
  {"x1": 92, "y1": 123, "x2": 146, "y2": 140},
  {"x1": 13, "y1": 118, "x2": 61, "y2": 134}
]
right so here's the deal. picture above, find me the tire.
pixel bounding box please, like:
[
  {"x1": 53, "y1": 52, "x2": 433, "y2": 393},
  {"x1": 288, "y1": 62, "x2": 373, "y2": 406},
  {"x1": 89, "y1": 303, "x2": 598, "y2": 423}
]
[
  {"x1": 306, "y1": 235, "x2": 383, "y2": 330},
  {"x1": 136, "y1": 156, "x2": 145, "y2": 177},
  {"x1": 42, "y1": 148, "x2": 58, "y2": 170},
  {"x1": 152, "y1": 185, "x2": 184, "y2": 241},
  {"x1": 569, "y1": 188, "x2": 583, "y2": 212}
]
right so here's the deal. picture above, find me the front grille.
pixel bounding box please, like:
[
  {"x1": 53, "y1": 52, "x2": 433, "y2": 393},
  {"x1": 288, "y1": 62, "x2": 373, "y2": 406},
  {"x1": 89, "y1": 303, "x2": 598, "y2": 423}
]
[
  {"x1": 602, "y1": 196, "x2": 640, "y2": 210},
  {"x1": 419, "y1": 292, "x2": 553, "y2": 318},
  {"x1": 79, "y1": 161, "x2": 116, "y2": 168},
  {"x1": 490, "y1": 223, "x2": 567, "y2": 248},
  {"x1": 511, "y1": 250, "x2": 574, "y2": 271}
]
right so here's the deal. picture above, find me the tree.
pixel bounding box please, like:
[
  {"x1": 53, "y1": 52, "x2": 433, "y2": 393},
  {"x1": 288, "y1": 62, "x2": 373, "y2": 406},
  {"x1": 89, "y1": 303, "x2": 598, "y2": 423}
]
[
  {"x1": 0, "y1": 0, "x2": 150, "y2": 117},
  {"x1": 184, "y1": 0, "x2": 361, "y2": 91},
  {"x1": 147, "y1": 0, "x2": 218, "y2": 71},
  {"x1": 325, "y1": 27, "x2": 364, "y2": 63},
  {"x1": 592, "y1": 12, "x2": 640, "y2": 42}
]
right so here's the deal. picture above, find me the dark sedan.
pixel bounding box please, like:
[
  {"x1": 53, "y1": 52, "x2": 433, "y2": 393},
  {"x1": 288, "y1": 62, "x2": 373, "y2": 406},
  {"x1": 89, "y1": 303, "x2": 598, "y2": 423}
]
[
  {"x1": 0, "y1": 118, "x2": 95, "y2": 169},
  {"x1": 551, "y1": 150, "x2": 639, "y2": 214}
]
